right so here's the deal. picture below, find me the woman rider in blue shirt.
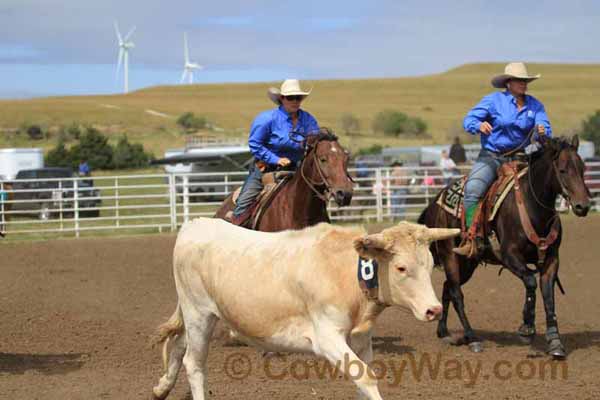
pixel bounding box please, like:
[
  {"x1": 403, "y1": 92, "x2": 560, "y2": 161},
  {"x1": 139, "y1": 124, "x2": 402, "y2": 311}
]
[
  {"x1": 454, "y1": 63, "x2": 552, "y2": 257},
  {"x1": 227, "y1": 79, "x2": 319, "y2": 224}
]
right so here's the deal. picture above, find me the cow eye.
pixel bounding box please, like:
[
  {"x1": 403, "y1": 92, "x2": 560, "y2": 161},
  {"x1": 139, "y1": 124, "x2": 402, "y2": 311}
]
[{"x1": 397, "y1": 266, "x2": 407, "y2": 273}]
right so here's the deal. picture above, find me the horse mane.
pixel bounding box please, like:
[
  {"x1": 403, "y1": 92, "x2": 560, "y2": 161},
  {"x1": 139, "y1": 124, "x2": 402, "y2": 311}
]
[
  {"x1": 309, "y1": 127, "x2": 338, "y2": 144},
  {"x1": 529, "y1": 136, "x2": 575, "y2": 164}
]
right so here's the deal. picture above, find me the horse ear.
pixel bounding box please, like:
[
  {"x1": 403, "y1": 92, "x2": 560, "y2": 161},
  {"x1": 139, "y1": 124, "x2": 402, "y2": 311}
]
[{"x1": 571, "y1": 134, "x2": 580, "y2": 151}]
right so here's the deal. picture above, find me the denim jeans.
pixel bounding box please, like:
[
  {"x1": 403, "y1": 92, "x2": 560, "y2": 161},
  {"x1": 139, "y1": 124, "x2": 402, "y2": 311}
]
[
  {"x1": 391, "y1": 188, "x2": 408, "y2": 216},
  {"x1": 463, "y1": 149, "x2": 507, "y2": 210},
  {"x1": 233, "y1": 163, "x2": 264, "y2": 217}
]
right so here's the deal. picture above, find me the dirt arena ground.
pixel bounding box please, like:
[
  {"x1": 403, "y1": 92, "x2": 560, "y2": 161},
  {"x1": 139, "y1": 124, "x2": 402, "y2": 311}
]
[{"x1": 1, "y1": 216, "x2": 599, "y2": 400}]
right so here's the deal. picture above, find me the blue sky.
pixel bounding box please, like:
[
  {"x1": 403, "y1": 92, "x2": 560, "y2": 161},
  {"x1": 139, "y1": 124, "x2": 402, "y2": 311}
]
[{"x1": 1, "y1": 0, "x2": 599, "y2": 98}]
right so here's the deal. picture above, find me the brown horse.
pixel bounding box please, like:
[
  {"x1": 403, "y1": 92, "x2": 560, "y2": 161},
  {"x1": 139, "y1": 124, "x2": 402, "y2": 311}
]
[
  {"x1": 214, "y1": 129, "x2": 354, "y2": 231},
  {"x1": 418, "y1": 136, "x2": 591, "y2": 358}
]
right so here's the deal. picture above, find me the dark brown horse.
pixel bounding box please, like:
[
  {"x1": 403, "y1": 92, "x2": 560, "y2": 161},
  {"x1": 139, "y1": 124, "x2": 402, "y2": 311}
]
[
  {"x1": 215, "y1": 129, "x2": 354, "y2": 231},
  {"x1": 419, "y1": 136, "x2": 591, "y2": 358}
]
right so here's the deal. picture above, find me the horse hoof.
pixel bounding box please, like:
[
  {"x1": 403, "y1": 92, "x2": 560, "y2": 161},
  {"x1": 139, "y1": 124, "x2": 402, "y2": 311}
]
[
  {"x1": 468, "y1": 341, "x2": 484, "y2": 353},
  {"x1": 547, "y1": 339, "x2": 566, "y2": 359}
]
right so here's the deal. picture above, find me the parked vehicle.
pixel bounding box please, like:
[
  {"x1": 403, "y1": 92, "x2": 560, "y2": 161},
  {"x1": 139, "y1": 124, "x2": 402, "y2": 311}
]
[
  {"x1": 0, "y1": 148, "x2": 44, "y2": 180},
  {"x1": 10, "y1": 167, "x2": 101, "y2": 220}
]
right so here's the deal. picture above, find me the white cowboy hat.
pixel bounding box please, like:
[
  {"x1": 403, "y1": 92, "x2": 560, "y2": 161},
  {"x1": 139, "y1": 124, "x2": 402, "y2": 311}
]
[
  {"x1": 268, "y1": 79, "x2": 312, "y2": 105},
  {"x1": 491, "y1": 62, "x2": 541, "y2": 89}
]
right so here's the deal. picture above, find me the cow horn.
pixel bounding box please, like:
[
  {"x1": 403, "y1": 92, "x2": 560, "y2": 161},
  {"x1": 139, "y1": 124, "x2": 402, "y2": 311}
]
[{"x1": 423, "y1": 227, "x2": 461, "y2": 242}]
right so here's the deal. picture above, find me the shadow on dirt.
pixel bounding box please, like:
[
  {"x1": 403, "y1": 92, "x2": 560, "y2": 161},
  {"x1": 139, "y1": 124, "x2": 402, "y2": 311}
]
[
  {"x1": 453, "y1": 329, "x2": 600, "y2": 355},
  {"x1": 372, "y1": 336, "x2": 416, "y2": 355},
  {"x1": 0, "y1": 352, "x2": 88, "y2": 375}
]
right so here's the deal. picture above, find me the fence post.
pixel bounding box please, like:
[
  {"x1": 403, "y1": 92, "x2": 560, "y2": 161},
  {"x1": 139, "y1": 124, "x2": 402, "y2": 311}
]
[
  {"x1": 425, "y1": 169, "x2": 430, "y2": 205},
  {"x1": 375, "y1": 169, "x2": 383, "y2": 222},
  {"x1": 183, "y1": 175, "x2": 190, "y2": 223},
  {"x1": 58, "y1": 180, "x2": 64, "y2": 231},
  {"x1": 74, "y1": 178, "x2": 80, "y2": 238},
  {"x1": 0, "y1": 181, "x2": 5, "y2": 234},
  {"x1": 224, "y1": 174, "x2": 229, "y2": 196},
  {"x1": 168, "y1": 174, "x2": 177, "y2": 232},
  {"x1": 115, "y1": 177, "x2": 120, "y2": 228},
  {"x1": 385, "y1": 168, "x2": 391, "y2": 219}
]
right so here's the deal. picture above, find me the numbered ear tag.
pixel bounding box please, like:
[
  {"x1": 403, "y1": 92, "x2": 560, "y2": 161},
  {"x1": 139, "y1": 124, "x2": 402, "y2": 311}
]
[{"x1": 358, "y1": 257, "x2": 379, "y2": 289}]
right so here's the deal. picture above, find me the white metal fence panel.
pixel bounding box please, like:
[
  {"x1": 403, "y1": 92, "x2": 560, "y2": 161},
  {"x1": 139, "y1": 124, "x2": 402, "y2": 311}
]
[{"x1": 0, "y1": 163, "x2": 598, "y2": 239}]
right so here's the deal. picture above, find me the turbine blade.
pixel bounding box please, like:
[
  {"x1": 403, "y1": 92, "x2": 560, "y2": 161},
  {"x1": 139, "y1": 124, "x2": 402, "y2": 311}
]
[
  {"x1": 184, "y1": 33, "x2": 189, "y2": 63},
  {"x1": 114, "y1": 20, "x2": 122, "y2": 43},
  {"x1": 124, "y1": 25, "x2": 136, "y2": 41},
  {"x1": 116, "y1": 48, "x2": 123, "y2": 81}
]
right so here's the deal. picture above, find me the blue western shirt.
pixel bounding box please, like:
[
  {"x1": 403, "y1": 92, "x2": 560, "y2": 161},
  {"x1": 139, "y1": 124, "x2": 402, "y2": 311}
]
[
  {"x1": 248, "y1": 106, "x2": 320, "y2": 166},
  {"x1": 463, "y1": 91, "x2": 552, "y2": 153}
]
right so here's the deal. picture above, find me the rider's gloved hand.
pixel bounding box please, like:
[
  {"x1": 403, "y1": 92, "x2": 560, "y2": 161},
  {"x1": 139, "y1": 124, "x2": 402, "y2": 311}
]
[
  {"x1": 277, "y1": 157, "x2": 291, "y2": 167},
  {"x1": 479, "y1": 122, "x2": 492, "y2": 135},
  {"x1": 537, "y1": 124, "x2": 546, "y2": 135}
]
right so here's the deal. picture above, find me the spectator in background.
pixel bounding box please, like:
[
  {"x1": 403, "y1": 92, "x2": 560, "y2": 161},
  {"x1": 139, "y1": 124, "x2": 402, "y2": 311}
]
[
  {"x1": 79, "y1": 160, "x2": 91, "y2": 177},
  {"x1": 389, "y1": 161, "x2": 409, "y2": 218},
  {"x1": 440, "y1": 150, "x2": 457, "y2": 185},
  {"x1": 449, "y1": 136, "x2": 467, "y2": 165}
]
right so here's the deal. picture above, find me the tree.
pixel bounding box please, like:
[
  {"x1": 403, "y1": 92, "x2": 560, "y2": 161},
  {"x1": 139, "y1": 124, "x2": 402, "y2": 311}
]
[
  {"x1": 339, "y1": 113, "x2": 361, "y2": 135},
  {"x1": 113, "y1": 135, "x2": 152, "y2": 169},
  {"x1": 70, "y1": 127, "x2": 114, "y2": 170},
  {"x1": 45, "y1": 140, "x2": 71, "y2": 167},
  {"x1": 581, "y1": 110, "x2": 600, "y2": 155},
  {"x1": 372, "y1": 110, "x2": 428, "y2": 136}
]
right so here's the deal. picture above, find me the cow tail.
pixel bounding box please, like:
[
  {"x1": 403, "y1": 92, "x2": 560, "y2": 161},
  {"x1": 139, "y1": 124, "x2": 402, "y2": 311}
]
[{"x1": 156, "y1": 303, "x2": 185, "y2": 371}]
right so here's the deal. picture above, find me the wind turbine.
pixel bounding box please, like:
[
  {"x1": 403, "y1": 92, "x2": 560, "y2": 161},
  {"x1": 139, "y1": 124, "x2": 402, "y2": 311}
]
[
  {"x1": 114, "y1": 21, "x2": 136, "y2": 93},
  {"x1": 180, "y1": 33, "x2": 202, "y2": 84}
]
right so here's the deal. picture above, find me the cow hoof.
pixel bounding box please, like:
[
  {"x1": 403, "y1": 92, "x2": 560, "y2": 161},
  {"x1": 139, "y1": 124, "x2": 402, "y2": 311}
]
[
  {"x1": 151, "y1": 389, "x2": 166, "y2": 400},
  {"x1": 547, "y1": 339, "x2": 566, "y2": 359},
  {"x1": 468, "y1": 341, "x2": 483, "y2": 353}
]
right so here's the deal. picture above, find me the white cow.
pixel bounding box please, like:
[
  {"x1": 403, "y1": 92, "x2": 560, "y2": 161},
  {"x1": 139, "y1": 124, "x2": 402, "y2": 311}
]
[{"x1": 152, "y1": 218, "x2": 459, "y2": 400}]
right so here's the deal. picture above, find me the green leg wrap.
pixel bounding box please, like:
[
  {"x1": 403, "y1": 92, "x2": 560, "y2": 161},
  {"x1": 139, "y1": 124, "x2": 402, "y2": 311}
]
[{"x1": 465, "y1": 204, "x2": 478, "y2": 229}]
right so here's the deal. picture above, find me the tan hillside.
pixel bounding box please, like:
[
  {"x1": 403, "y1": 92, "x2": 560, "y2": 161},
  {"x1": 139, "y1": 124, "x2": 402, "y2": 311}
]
[{"x1": 1, "y1": 62, "x2": 598, "y2": 156}]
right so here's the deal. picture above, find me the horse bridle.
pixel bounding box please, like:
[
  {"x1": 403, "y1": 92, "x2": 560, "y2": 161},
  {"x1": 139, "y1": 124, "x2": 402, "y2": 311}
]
[
  {"x1": 299, "y1": 139, "x2": 337, "y2": 202},
  {"x1": 530, "y1": 143, "x2": 577, "y2": 211}
]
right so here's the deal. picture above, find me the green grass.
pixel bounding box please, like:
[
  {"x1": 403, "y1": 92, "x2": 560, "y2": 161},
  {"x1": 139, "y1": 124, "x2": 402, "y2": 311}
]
[{"x1": 1, "y1": 63, "x2": 599, "y2": 156}]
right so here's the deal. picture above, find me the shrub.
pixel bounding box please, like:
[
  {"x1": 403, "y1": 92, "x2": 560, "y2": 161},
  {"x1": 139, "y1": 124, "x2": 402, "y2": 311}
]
[
  {"x1": 26, "y1": 124, "x2": 45, "y2": 140},
  {"x1": 581, "y1": 110, "x2": 600, "y2": 155},
  {"x1": 113, "y1": 135, "x2": 153, "y2": 169},
  {"x1": 357, "y1": 144, "x2": 383, "y2": 156},
  {"x1": 69, "y1": 127, "x2": 114, "y2": 170},
  {"x1": 372, "y1": 110, "x2": 428, "y2": 136},
  {"x1": 339, "y1": 112, "x2": 361, "y2": 135},
  {"x1": 177, "y1": 112, "x2": 208, "y2": 132},
  {"x1": 45, "y1": 140, "x2": 72, "y2": 167}
]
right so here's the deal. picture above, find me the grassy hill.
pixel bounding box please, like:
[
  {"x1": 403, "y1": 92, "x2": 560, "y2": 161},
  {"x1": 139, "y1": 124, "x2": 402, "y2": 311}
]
[{"x1": 1, "y1": 62, "x2": 599, "y2": 157}]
